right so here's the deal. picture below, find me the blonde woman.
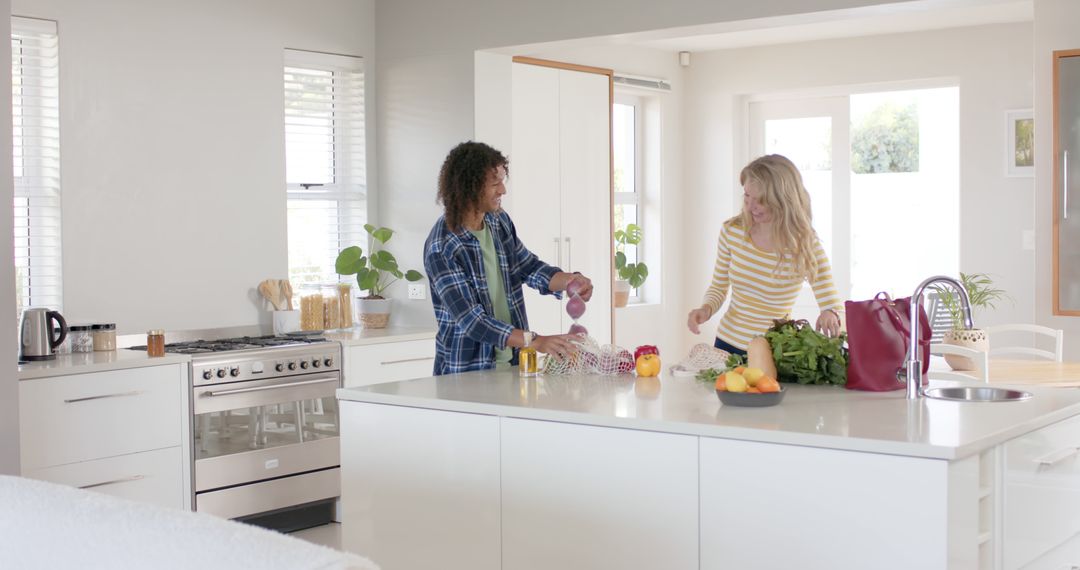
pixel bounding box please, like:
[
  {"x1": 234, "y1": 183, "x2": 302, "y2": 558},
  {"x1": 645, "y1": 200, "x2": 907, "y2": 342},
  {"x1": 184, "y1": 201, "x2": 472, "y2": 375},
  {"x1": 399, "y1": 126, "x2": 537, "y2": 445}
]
[{"x1": 687, "y1": 154, "x2": 844, "y2": 356}]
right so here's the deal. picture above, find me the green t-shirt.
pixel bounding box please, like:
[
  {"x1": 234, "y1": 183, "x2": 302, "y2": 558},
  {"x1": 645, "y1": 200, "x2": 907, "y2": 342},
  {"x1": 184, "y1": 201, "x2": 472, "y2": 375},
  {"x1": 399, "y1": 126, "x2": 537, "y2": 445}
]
[{"x1": 470, "y1": 225, "x2": 513, "y2": 365}]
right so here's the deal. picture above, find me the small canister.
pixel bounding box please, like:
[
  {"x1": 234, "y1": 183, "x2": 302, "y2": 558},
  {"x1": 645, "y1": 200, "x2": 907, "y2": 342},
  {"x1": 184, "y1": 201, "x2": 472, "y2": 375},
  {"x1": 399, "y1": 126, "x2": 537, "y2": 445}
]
[
  {"x1": 92, "y1": 323, "x2": 117, "y2": 351},
  {"x1": 69, "y1": 325, "x2": 93, "y2": 353},
  {"x1": 147, "y1": 329, "x2": 165, "y2": 357}
]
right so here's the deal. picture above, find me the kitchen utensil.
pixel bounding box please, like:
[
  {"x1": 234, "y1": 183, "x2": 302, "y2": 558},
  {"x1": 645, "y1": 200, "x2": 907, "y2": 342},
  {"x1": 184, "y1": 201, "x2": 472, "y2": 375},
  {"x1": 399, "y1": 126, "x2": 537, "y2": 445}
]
[
  {"x1": 281, "y1": 280, "x2": 294, "y2": 311},
  {"x1": 259, "y1": 280, "x2": 282, "y2": 310},
  {"x1": 20, "y1": 307, "x2": 68, "y2": 361}
]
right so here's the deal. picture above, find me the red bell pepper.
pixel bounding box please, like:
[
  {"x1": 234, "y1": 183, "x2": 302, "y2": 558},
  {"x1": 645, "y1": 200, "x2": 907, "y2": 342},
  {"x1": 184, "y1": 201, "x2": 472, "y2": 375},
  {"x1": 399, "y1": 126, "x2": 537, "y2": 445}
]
[{"x1": 634, "y1": 345, "x2": 659, "y2": 361}]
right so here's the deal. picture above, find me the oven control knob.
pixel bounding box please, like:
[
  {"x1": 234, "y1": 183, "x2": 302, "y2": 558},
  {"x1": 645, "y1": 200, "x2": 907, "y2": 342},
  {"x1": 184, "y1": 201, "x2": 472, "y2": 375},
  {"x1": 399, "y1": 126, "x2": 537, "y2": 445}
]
[
  {"x1": 202, "y1": 370, "x2": 213, "y2": 380},
  {"x1": 312, "y1": 359, "x2": 321, "y2": 368},
  {"x1": 299, "y1": 361, "x2": 309, "y2": 369},
  {"x1": 216, "y1": 369, "x2": 226, "y2": 378},
  {"x1": 275, "y1": 363, "x2": 284, "y2": 372},
  {"x1": 229, "y1": 367, "x2": 240, "y2": 377},
  {"x1": 287, "y1": 362, "x2": 296, "y2": 371},
  {"x1": 324, "y1": 358, "x2": 333, "y2": 367}
]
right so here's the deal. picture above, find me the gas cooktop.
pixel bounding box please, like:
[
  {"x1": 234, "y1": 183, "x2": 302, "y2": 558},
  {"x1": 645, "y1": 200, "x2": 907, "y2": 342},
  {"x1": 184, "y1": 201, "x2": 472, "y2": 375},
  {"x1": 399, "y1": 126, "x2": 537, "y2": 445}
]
[{"x1": 128, "y1": 334, "x2": 329, "y2": 355}]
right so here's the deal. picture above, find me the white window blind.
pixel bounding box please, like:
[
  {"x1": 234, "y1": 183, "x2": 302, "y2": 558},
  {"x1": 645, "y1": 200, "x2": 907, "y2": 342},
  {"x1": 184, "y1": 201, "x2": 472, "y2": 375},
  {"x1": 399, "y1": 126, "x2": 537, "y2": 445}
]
[
  {"x1": 284, "y1": 49, "x2": 366, "y2": 286},
  {"x1": 12, "y1": 17, "x2": 61, "y2": 318}
]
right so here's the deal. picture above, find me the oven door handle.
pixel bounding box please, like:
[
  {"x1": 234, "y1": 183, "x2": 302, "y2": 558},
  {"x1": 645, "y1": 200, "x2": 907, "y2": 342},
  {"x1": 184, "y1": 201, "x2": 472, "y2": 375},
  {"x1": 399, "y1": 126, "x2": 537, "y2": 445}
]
[{"x1": 203, "y1": 377, "x2": 339, "y2": 397}]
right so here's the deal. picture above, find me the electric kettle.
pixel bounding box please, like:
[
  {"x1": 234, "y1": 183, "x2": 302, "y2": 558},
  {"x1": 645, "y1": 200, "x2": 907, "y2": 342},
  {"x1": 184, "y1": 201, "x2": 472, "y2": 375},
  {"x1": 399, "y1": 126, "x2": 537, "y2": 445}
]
[{"x1": 20, "y1": 307, "x2": 67, "y2": 361}]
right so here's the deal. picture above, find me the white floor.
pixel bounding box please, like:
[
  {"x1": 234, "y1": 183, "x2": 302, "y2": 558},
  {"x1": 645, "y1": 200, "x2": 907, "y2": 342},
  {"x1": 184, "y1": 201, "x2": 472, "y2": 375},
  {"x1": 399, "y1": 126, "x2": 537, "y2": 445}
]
[{"x1": 291, "y1": 522, "x2": 343, "y2": 550}]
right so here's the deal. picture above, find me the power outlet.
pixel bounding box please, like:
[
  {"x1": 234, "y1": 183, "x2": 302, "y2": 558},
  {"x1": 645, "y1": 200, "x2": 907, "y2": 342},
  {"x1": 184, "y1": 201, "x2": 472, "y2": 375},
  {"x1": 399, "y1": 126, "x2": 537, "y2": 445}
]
[{"x1": 408, "y1": 283, "x2": 427, "y2": 300}]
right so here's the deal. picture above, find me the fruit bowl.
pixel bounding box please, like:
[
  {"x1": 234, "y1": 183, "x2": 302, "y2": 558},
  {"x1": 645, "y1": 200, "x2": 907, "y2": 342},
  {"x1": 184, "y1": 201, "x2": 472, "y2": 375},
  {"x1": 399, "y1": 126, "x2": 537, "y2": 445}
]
[{"x1": 716, "y1": 386, "x2": 786, "y2": 407}]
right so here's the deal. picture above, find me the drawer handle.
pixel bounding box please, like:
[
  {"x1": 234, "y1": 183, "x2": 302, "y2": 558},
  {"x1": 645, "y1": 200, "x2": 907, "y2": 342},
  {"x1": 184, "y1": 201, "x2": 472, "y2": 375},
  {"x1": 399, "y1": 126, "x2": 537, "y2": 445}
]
[
  {"x1": 79, "y1": 474, "x2": 145, "y2": 489},
  {"x1": 1035, "y1": 446, "x2": 1080, "y2": 468},
  {"x1": 204, "y1": 377, "x2": 338, "y2": 397},
  {"x1": 64, "y1": 390, "x2": 143, "y2": 404},
  {"x1": 380, "y1": 356, "x2": 435, "y2": 366}
]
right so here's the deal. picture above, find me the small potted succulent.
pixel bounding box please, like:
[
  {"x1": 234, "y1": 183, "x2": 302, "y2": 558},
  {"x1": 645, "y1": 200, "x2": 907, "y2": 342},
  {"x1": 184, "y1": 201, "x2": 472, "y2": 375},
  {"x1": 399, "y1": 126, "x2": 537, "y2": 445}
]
[
  {"x1": 335, "y1": 224, "x2": 424, "y2": 328},
  {"x1": 932, "y1": 272, "x2": 1009, "y2": 371},
  {"x1": 613, "y1": 223, "x2": 649, "y2": 308}
]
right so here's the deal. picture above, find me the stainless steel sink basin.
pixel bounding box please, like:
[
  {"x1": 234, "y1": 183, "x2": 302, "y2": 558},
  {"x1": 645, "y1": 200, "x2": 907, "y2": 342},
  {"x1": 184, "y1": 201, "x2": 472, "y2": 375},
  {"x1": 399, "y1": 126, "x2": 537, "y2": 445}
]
[{"x1": 924, "y1": 387, "x2": 1032, "y2": 402}]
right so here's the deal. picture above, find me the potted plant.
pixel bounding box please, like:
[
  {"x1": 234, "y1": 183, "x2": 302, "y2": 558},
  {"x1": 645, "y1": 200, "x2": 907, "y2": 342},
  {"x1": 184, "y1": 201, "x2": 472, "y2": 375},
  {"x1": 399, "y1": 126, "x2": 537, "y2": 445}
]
[
  {"x1": 335, "y1": 224, "x2": 424, "y2": 328},
  {"x1": 613, "y1": 223, "x2": 649, "y2": 308},
  {"x1": 932, "y1": 272, "x2": 1009, "y2": 371}
]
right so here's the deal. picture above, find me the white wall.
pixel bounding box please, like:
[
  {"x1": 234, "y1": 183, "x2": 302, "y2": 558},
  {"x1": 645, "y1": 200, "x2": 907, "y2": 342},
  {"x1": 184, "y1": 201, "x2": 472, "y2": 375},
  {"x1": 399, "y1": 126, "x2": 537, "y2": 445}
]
[
  {"x1": 1034, "y1": 0, "x2": 1080, "y2": 360},
  {"x1": 10, "y1": 0, "x2": 376, "y2": 334},
  {"x1": 680, "y1": 23, "x2": 1034, "y2": 354},
  {"x1": 374, "y1": 0, "x2": 930, "y2": 329},
  {"x1": 1, "y1": 3, "x2": 18, "y2": 475}
]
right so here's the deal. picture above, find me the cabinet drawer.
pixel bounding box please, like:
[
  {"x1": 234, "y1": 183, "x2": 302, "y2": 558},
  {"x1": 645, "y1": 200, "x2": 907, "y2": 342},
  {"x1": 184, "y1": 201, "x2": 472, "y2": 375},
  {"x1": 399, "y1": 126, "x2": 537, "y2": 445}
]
[
  {"x1": 20, "y1": 365, "x2": 185, "y2": 471},
  {"x1": 1005, "y1": 414, "x2": 1080, "y2": 569},
  {"x1": 345, "y1": 339, "x2": 435, "y2": 387},
  {"x1": 24, "y1": 447, "x2": 185, "y2": 510}
]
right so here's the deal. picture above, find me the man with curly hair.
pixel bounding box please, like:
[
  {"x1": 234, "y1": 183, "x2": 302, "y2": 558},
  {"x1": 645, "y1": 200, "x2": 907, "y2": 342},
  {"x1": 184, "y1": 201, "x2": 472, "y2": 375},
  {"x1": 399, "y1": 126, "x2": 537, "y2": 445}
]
[{"x1": 424, "y1": 141, "x2": 593, "y2": 375}]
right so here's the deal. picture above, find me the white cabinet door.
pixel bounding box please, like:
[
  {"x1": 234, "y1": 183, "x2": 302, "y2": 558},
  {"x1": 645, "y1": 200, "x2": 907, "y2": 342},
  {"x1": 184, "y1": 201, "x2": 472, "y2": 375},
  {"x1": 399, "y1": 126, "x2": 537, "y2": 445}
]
[
  {"x1": 1004, "y1": 414, "x2": 1080, "y2": 569},
  {"x1": 510, "y1": 62, "x2": 563, "y2": 336},
  {"x1": 501, "y1": 417, "x2": 697, "y2": 570},
  {"x1": 20, "y1": 364, "x2": 185, "y2": 471},
  {"x1": 509, "y1": 61, "x2": 613, "y2": 341},
  {"x1": 340, "y1": 402, "x2": 500, "y2": 570},
  {"x1": 24, "y1": 446, "x2": 184, "y2": 510},
  {"x1": 700, "y1": 436, "x2": 952, "y2": 570},
  {"x1": 559, "y1": 68, "x2": 612, "y2": 343},
  {"x1": 344, "y1": 339, "x2": 435, "y2": 388}
]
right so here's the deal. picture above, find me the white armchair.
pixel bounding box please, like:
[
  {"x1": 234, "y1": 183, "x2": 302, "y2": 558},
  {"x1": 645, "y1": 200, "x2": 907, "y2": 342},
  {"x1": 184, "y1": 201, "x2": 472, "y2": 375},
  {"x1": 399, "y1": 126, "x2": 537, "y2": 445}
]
[{"x1": 986, "y1": 324, "x2": 1065, "y2": 362}]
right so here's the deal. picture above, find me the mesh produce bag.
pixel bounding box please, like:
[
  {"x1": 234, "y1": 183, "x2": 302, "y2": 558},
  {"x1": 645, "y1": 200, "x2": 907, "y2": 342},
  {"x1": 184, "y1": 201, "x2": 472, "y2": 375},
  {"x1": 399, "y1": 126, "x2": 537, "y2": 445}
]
[
  {"x1": 540, "y1": 335, "x2": 636, "y2": 376},
  {"x1": 669, "y1": 343, "x2": 732, "y2": 376}
]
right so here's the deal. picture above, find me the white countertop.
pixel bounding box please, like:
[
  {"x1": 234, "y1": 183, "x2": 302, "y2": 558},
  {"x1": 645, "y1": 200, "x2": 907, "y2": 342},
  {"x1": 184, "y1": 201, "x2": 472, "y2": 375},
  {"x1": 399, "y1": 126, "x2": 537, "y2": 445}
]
[
  {"x1": 338, "y1": 370, "x2": 1080, "y2": 460},
  {"x1": 323, "y1": 326, "x2": 435, "y2": 347},
  {"x1": 18, "y1": 350, "x2": 191, "y2": 380}
]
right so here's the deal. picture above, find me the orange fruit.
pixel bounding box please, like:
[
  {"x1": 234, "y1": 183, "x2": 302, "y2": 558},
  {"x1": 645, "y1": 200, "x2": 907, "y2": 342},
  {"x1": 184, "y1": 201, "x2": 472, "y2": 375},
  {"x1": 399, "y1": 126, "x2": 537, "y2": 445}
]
[
  {"x1": 757, "y1": 376, "x2": 780, "y2": 393},
  {"x1": 734, "y1": 366, "x2": 746, "y2": 374},
  {"x1": 747, "y1": 387, "x2": 761, "y2": 393},
  {"x1": 715, "y1": 373, "x2": 728, "y2": 391}
]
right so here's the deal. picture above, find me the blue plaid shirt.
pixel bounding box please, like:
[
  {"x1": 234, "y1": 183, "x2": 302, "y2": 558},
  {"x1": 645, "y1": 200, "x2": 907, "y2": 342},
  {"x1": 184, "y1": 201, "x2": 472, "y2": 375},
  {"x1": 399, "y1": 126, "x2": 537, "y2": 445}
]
[{"x1": 423, "y1": 211, "x2": 561, "y2": 375}]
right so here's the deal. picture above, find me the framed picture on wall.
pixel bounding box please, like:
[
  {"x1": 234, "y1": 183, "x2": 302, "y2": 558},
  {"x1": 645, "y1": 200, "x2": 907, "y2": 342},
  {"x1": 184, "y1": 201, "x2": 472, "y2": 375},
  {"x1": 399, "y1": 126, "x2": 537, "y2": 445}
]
[{"x1": 1006, "y1": 108, "x2": 1034, "y2": 177}]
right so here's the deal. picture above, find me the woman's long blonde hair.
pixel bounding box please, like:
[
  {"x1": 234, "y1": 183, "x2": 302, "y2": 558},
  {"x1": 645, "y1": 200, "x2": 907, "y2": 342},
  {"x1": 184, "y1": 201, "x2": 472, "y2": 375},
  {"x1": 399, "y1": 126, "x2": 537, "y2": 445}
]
[{"x1": 736, "y1": 154, "x2": 819, "y2": 281}]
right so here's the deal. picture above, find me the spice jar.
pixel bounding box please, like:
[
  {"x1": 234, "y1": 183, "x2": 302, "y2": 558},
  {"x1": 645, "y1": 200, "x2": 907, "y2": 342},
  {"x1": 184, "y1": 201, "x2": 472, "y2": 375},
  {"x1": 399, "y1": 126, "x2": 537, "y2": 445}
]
[
  {"x1": 147, "y1": 329, "x2": 165, "y2": 357},
  {"x1": 92, "y1": 323, "x2": 117, "y2": 351},
  {"x1": 69, "y1": 325, "x2": 93, "y2": 353}
]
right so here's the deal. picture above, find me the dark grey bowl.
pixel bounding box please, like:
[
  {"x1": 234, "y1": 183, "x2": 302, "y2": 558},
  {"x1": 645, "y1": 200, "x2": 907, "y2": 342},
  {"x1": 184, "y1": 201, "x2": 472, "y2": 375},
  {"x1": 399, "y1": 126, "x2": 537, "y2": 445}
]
[{"x1": 716, "y1": 386, "x2": 786, "y2": 407}]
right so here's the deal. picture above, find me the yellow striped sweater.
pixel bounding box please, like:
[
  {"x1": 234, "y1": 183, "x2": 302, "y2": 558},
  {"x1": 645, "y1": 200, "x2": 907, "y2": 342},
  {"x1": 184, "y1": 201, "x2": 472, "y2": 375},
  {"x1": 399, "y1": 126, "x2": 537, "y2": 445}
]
[{"x1": 702, "y1": 220, "x2": 843, "y2": 350}]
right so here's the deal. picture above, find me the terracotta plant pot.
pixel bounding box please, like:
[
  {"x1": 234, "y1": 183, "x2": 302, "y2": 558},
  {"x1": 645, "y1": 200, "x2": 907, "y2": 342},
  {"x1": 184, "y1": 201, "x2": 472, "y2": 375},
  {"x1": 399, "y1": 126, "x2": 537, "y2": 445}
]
[
  {"x1": 613, "y1": 280, "x2": 631, "y2": 308},
  {"x1": 942, "y1": 329, "x2": 989, "y2": 371},
  {"x1": 357, "y1": 297, "x2": 391, "y2": 329}
]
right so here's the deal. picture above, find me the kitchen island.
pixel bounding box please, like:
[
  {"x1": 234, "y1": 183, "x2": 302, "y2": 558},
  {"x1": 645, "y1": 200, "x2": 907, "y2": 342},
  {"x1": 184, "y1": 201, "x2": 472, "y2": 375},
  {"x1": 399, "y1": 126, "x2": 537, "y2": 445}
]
[{"x1": 337, "y1": 371, "x2": 1080, "y2": 570}]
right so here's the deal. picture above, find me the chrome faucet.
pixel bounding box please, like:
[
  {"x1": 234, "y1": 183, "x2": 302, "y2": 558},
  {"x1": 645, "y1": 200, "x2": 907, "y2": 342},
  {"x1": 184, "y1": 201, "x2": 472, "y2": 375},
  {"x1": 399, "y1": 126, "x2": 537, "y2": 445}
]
[{"x1": 905, "y1": 275, "x2": 973, "y2": 399}]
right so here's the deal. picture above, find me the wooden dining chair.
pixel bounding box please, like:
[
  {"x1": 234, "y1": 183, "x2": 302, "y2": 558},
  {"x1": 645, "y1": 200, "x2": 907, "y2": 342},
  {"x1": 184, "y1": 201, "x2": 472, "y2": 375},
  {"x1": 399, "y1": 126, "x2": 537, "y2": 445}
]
[
  {"x1": 985, "y1": 324, "x2": 1065, "y2": 362},
  {"x1": 928, "y1": 343, "x2": 989, "y2": 382}
]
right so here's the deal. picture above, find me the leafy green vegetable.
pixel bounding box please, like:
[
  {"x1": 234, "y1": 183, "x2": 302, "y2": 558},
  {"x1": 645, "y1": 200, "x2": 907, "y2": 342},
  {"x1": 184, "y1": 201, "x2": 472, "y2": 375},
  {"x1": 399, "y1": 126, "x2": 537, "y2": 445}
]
[
  {"x1": 693, "y1": 353, "x2": 747, "y2": 385},
  {"x1": 764, "y1": 319, "x2": 848, "y2": 386}
]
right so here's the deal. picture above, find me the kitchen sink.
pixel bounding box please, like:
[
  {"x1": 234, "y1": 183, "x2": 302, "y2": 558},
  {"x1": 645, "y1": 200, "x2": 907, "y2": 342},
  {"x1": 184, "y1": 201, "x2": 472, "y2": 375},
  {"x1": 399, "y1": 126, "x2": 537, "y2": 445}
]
[{"x1": 924, "y1": 386, "x2": 1032, "y2": 402}]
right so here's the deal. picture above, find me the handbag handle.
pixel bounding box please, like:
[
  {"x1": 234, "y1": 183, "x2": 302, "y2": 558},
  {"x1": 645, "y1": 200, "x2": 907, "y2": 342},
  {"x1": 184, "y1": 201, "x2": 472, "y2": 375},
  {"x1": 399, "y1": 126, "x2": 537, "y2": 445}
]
[{"x1": 873, "y1": 292, "x2": 916, "y2": 368}]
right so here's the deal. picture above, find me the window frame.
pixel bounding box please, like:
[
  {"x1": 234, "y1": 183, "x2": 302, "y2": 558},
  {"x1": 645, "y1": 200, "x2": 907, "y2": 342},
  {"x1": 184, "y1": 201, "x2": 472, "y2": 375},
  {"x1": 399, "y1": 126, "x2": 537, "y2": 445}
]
[{"x1": 613, "y1": 92, "x2": 645, "y2": 302}]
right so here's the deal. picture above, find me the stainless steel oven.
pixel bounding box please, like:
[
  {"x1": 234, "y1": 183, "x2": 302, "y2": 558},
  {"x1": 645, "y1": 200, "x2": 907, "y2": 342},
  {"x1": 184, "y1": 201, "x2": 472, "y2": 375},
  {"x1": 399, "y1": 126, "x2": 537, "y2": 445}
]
[{"x1": 132, "y1": 334, "x2": 342, "y2": 530}]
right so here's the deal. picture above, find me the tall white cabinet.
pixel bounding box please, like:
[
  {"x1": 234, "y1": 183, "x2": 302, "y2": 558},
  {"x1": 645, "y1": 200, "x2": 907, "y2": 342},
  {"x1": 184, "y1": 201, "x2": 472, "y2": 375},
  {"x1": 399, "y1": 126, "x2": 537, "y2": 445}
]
[{"x1": 482, "y1": 57, "x2": 613, "y2": 343}]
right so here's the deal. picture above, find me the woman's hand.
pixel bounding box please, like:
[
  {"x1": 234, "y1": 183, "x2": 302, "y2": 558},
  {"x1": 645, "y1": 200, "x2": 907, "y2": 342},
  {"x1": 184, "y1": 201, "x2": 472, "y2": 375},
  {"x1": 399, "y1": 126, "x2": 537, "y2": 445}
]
[
  {"x1": 816, "y1": 309, "x2": 841, "y2": 337},
  {"x1": 533, "y1": 333, "x2": 581, "y2": 360},
  {"x1": 687, "y1": 306, "x2": 712, "y2": 334}
]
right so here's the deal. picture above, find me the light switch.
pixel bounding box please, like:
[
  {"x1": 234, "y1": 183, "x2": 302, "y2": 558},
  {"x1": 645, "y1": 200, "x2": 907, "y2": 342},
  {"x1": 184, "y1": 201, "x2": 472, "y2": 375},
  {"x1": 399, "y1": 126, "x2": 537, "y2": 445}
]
[
  {"x1": 408, "y1": 283, "x2": 427, "y2": 300},
  {"x1": 1022, "y1": 229, "x2": 1035, "y2": 251}
]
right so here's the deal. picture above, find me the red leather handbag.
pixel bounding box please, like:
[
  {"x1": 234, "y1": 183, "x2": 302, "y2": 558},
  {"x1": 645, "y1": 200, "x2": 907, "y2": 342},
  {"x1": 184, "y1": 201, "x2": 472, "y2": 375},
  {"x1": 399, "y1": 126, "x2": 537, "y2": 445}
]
[{"x1": 844, "y1": 292, "x2": 931, "y2": 392}]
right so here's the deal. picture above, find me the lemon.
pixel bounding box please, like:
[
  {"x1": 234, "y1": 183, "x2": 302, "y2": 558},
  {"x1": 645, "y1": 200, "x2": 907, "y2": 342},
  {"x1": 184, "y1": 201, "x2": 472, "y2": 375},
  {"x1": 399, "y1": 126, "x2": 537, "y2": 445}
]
[
  {"x1": 726, "y1": 372, "x2": 748, "y2": 393},
  {"x1": 743, "y1": 367, "x2": 765, "y2": 386}
]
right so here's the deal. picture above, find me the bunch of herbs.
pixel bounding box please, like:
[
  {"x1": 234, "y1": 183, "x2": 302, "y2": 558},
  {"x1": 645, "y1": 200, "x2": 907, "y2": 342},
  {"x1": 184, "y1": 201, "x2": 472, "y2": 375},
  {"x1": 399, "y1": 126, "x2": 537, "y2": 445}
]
[{"x1": 764, "y1": 319, "x2": 848, "y2": 386}]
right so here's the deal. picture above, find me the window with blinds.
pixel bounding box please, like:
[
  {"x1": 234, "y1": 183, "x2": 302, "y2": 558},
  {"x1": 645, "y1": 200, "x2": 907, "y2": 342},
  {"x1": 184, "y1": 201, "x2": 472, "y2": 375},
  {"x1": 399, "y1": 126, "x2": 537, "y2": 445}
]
[
  {"x1": 12, "y1": 17, "x2": 61, "y2": 318},
  {"x1": 284, "y1": 49, "x2": 366, "y2": 286}
]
